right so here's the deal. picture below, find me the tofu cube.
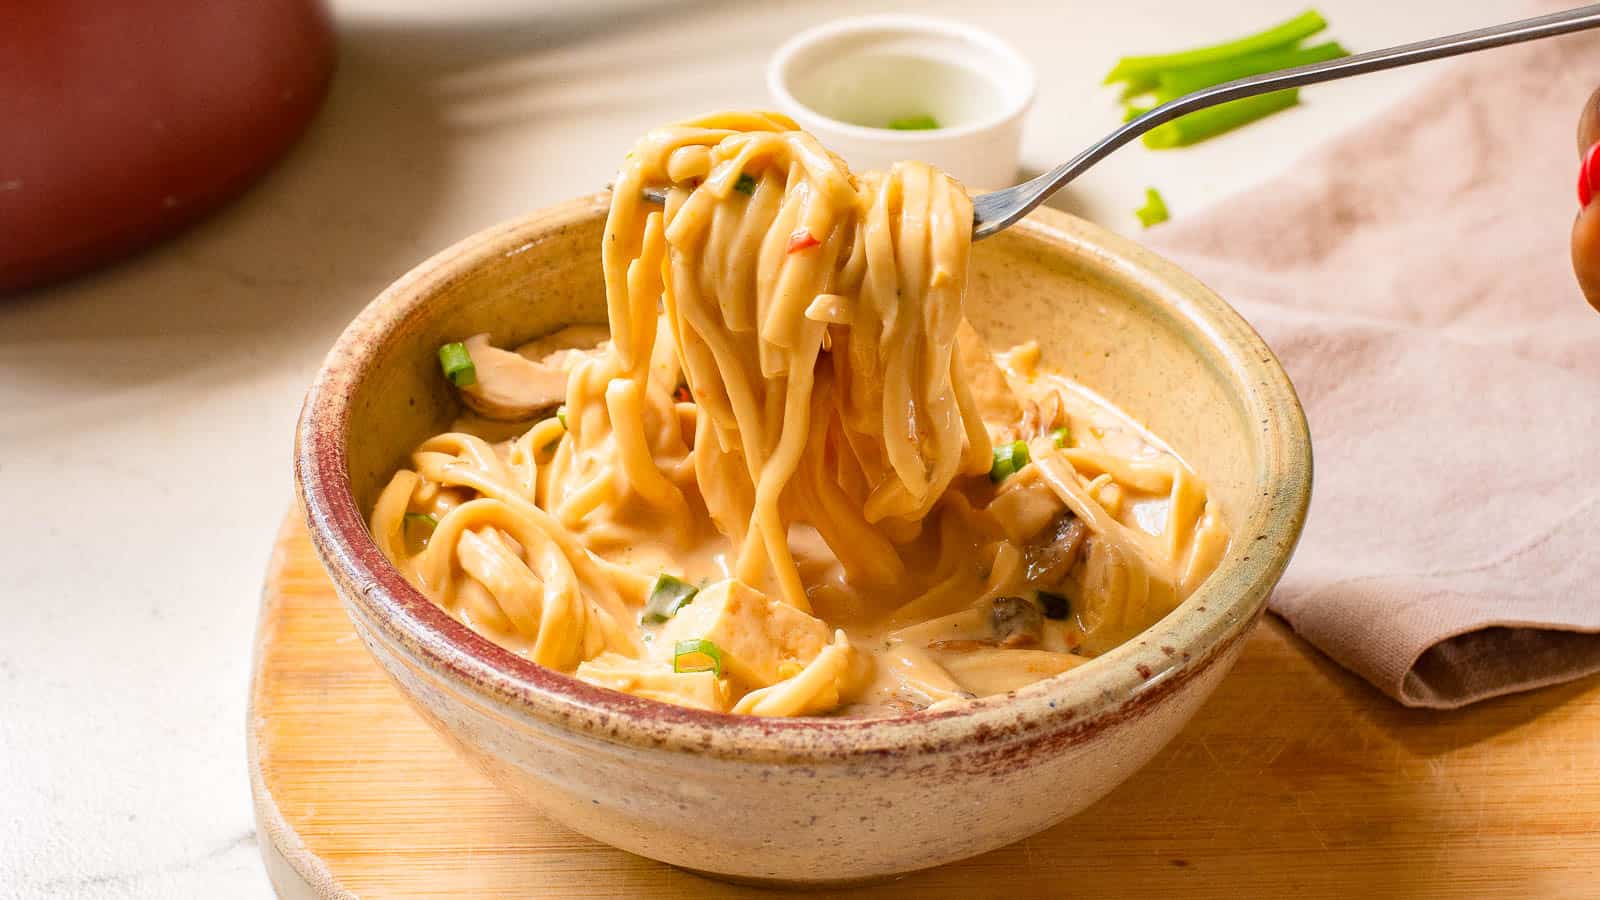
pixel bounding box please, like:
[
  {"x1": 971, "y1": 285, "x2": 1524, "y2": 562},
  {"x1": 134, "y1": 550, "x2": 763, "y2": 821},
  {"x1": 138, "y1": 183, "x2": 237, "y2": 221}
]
[{"x1": 657, "y1": 580, "x2": 831, "y2": 688}]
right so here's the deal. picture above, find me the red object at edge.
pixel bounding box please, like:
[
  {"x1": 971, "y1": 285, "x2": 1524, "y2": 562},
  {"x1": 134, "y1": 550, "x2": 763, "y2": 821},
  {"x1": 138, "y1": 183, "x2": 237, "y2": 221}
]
[
  {"x1": 1581, "y1": 141, "x2": 1600, "y2": 208},
  {"x1": 0, "y1": 1, "x2": 336, "y2": 294}
]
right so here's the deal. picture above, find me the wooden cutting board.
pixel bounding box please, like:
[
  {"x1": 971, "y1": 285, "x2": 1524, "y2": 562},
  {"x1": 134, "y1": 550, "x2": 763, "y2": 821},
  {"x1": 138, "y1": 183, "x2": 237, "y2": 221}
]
[{"x1": 250, "y1": 512, "x2": 1600, "y2": 898}]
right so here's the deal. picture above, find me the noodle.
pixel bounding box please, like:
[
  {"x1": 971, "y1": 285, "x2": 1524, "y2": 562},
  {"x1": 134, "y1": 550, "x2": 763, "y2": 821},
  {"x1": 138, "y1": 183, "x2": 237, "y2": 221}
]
[{"x1": 369, "y1": 113, "x2": 1230, "y2": 717}]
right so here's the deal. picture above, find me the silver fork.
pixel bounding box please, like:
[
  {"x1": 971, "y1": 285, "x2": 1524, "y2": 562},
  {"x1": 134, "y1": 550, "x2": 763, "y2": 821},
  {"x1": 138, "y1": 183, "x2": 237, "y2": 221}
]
[
  {"x1": 639, "y1": 5, "x2": 1600, "y2": 238},
  {"x1": 973, "y1": 3, "x2": 1600, "y2": 238}
]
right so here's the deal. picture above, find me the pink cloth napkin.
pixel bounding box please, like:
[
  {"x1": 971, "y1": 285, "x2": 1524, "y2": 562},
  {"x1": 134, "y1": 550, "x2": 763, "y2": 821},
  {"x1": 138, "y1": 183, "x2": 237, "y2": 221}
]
[{"x1": 1145, "y1": 21, "x2": 1600, "y2": 708}]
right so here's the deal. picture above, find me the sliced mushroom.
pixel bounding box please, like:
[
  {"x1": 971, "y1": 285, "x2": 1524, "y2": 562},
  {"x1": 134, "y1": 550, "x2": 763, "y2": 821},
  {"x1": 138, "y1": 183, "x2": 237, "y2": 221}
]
[
  {"x1": 988, "y1": 595, "x2": 1043, "y2": 648},
  {"x1": 514, "y1": 324, "x2": 609, "y2": 363},
  {"x1": 1019, "y1": 391, "x2": 1065, "y2": 441},
  {"x1": 988, "y1": 478, "x2": 1064, "y2": 543},
  {"x1": 1022, "y1": 511, "x2": 1087, "y2": 586},
  {"x1": 457, "y1": 333, "x2": 569, "y2": 421}
]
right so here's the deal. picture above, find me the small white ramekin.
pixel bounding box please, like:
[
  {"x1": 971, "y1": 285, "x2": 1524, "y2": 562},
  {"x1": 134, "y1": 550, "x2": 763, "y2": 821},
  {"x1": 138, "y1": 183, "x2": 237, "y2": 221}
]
[{"x1": 767, "y1": 14, "x2": 1035, "y2": 191}]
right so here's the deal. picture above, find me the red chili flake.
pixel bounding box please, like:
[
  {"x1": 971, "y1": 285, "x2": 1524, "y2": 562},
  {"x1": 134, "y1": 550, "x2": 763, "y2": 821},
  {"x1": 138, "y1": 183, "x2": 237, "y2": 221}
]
[
  {"x1": 786, "y1": 229, "x2": 820, "y2": 253},
  {"x1": 672, "y1": 385, "x2": 692, "y2": 403}
]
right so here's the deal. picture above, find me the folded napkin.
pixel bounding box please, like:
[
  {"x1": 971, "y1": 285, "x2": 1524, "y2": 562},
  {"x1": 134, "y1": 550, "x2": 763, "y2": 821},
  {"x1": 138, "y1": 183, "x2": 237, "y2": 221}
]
[{"x1": 1145, "y1": 21, "x2": 1600, "y2": 708}]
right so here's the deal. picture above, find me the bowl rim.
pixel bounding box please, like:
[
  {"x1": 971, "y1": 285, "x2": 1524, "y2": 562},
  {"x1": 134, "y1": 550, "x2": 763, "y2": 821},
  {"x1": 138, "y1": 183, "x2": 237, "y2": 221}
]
[
  {"x1": 766, "y1": 13, "x2": 1037, "y2": 144},
  {"x1": 295, "y1": 193, "x2": 1311, "y2": 762}
]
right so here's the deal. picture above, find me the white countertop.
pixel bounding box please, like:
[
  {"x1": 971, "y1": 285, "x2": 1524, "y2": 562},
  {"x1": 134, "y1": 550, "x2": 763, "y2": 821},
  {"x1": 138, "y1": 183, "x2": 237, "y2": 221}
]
[{"x1": 0, "y1": 0, "x2": 1526, "y2": 895}]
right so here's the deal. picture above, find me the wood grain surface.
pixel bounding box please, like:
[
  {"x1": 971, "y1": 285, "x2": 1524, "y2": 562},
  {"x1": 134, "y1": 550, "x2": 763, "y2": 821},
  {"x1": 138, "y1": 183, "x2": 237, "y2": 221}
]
[{"x1": 250, "y1": 513, "x2": 1600, "y2": 898}]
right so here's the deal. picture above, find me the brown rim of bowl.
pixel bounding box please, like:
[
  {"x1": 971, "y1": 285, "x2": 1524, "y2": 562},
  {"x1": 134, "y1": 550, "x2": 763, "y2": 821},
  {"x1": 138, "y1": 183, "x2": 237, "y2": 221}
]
[{"x1": 295, "y1": 193, "x2": 1312, "y2": 763}]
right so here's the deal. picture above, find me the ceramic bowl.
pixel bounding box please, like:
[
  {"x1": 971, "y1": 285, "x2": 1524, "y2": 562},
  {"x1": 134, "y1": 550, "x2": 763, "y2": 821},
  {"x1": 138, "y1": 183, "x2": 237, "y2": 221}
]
[{"x1": 294, "y1": 194, "x2": 1311, "y2": 886}]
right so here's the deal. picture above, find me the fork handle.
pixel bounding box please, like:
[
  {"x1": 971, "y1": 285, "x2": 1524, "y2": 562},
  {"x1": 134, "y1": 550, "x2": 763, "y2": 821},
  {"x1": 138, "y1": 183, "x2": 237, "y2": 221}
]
[{"x1": 973, "y1": 4, "x2": 1600, "y2": 238}]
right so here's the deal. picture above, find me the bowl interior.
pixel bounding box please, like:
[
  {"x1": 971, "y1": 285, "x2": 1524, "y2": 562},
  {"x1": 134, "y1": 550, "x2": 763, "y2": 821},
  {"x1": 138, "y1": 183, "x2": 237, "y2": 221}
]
[{"x1": 772, "y1": 15, "x2": 1033, "y2": 137}]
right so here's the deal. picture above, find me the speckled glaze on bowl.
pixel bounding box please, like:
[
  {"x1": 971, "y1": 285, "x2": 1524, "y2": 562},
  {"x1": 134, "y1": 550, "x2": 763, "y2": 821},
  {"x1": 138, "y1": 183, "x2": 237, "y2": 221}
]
[{"x1": 294, "y1": 194, "x2": 1311, "y2": 886}]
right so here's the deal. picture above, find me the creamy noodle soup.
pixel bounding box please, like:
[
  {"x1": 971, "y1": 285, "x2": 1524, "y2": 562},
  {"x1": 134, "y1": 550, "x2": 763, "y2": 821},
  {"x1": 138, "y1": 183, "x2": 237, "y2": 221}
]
[{"x1": 370, "y1": 112, "x2": 1229, "y2": 717}]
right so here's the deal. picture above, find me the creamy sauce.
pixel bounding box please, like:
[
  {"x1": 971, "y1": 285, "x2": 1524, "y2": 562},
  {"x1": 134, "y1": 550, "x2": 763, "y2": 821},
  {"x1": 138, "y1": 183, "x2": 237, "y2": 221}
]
[
  {"x1": 398, "y1": 329, "x2": 1223, "y2": 716},
  {"x1": 368, "y1": 113, "x2": 1230, "y2": 718}
]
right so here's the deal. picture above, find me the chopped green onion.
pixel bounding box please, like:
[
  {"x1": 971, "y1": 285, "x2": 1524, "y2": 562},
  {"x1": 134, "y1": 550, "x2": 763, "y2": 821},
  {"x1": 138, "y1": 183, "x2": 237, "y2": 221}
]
[
  {"x1": 541, "y1": 438, "x2": 560, "y2": 456},
  {"x1": 556, "y1": 405, "x2": 568, "y2": 429},
  {"x1": 1142, "y1": 89, "x2": 1299, "y2": 149},
  {"x1": 643, "y1": 574, "x2": 699, "y2": 624},
  {"x1": 888, "y1": 114, "x2": 940, "y2": 131},
  {"x1": 673, "y1": 638, "x2": 723, "y2": 675},
  {"x1": 1117, "y1": 81, "x2": 1153, "y2": 104},
  {"x1": 1038, "y1": 590, "x2": 1071, "y2": 620},
  {"x1": 1103, "y1": 9, "x2": 1327, "y2": 94},
  {"x1": 734, "y1": 174, "x2": 757, "y2": 195},
  {"x1": 1050, "y1": 426, "x2": 1071, "y2": 448},
  {"x1": 437, "y1": 342, "x2": 476, "y2": 387},
  {"x1": 1135, "y1": 188, "x2": 1170, "y2": 228},
  {"x1": 990, "y1": 439, "x2": 1031, "y2": 483},
  {"x1": 402, "y1": 513, "x2": 437, "y2": 548},
  {"x1": 1154, "y1": 41, "x2": 1348, "y2": 102},
  {"x1": 1126, "y1": 43, "x2": 1337, "y2": 140}
]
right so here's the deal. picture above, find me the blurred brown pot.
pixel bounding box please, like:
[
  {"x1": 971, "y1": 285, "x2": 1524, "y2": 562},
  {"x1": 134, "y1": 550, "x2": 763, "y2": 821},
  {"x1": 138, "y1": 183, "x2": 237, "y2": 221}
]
[{"x1": 0, "y1": 1, "x2": 335, "y2": 293}]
